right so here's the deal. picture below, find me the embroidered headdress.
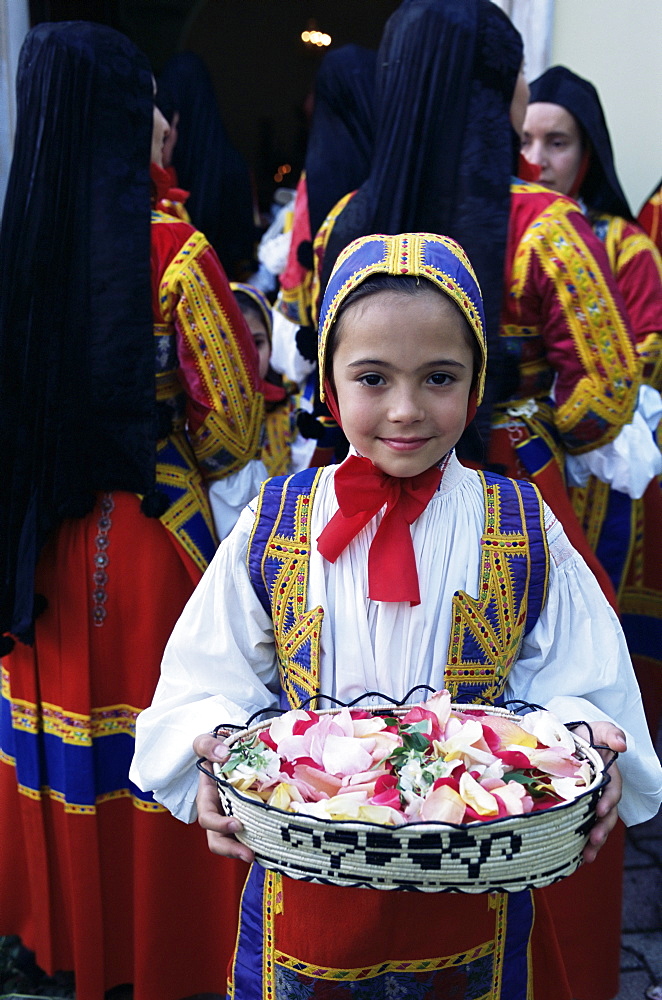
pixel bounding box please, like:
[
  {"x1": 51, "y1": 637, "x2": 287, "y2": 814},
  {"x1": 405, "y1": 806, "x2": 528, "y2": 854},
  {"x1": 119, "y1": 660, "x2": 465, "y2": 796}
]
[
  {"x1": 230, "y1": 282, "x2": 273, "y2": 344},
  {"x1": 318, "y1": 232, "x2": 487, "y2": 405}
]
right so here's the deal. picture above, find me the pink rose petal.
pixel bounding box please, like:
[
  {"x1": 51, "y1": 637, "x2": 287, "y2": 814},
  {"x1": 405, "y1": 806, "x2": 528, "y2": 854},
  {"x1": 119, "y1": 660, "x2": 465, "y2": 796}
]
[{"x1": 321, "y1": 734, "x2": 374, "y2": 777}]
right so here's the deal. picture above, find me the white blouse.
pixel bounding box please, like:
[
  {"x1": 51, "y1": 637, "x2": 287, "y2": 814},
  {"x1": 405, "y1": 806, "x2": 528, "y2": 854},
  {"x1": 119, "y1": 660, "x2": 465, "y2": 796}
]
[{"x1": 130, "y1": 453, "x2": 662, "y2": 827}]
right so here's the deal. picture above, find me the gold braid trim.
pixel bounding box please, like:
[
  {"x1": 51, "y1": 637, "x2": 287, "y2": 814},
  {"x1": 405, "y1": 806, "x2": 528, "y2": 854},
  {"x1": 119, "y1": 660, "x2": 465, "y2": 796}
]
[
  {"x1": 160, "y1": 230, "x2": 264, "y2": 476},
  {"x1": 513, "y1": 202, "x2": 639, "y2": 452}
]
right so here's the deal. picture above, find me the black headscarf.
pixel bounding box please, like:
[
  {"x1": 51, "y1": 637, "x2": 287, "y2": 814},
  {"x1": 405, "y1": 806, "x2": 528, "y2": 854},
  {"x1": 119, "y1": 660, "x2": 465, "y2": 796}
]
[
  {"x1": 321, "y1": 0, "x2": 523, "y2": 449},
  {"x1": 157, "y1": 52, "x2": 256, "y2": 279},
  {"x1": 0, "y1": 21, "x2": 154, "y2": 642},
  {"x1": 529, "y1": 65, "x2": 633, "y2": 221},
  {"x1": 305, "y1": 44, "x2": 376, "y2": 240}
]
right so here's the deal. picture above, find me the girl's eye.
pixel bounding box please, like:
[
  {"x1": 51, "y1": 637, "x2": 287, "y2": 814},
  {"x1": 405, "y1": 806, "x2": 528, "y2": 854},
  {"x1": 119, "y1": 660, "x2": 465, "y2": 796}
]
[
  {"x1": 358, "y1": 373, "x2": 385, "y2": 387},
  {"x1": 427, "y1": 372, "x2": 453, "y2": 386}
]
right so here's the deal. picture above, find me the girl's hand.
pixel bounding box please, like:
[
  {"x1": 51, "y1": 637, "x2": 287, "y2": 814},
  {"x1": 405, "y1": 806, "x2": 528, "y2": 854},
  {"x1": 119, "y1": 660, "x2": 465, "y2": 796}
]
[
  {"x1": 572, "y1": 721, "x2": 626, "y2": 864},
  {"x1": 193, "y1": 733, "x2": 255, "y2": 863}
]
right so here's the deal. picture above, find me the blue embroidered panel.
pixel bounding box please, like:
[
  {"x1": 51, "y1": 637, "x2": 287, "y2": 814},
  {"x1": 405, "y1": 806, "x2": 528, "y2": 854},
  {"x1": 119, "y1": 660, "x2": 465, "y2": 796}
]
[
  {"x1": 155, "y1": 436, "x2": 218, "y2": 569},
  {"x1": 247, "y1": 467, "x2": 323, "y2": 710}
]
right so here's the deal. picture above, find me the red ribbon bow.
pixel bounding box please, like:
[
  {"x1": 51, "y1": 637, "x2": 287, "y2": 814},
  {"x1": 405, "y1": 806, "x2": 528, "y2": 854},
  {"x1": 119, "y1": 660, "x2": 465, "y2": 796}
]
[{"x1": 316, "y1": 455, "x2": 442, "y2": 605}]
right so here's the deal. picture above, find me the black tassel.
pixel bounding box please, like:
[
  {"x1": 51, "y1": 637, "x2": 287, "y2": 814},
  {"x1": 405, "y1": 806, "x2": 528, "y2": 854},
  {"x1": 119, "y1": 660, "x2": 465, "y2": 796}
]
[
  {"x1": 141, "y1": 489, "x2": 171, "y2": 518},
  {"x1": 296, "y1": 239, "x2": 314, "y2": 271},
  {"x1": 295, "y1": 325, "x2": 318, "y2": 363},
  {"x1": 296, "y1": 411, "x2": 325, "y2": 440},
  {"x1": 156, "y1": 401, "x2": 174, "y2": 439},
  {"x1": 0, "y1": 635, "x2": 15, "y2": 656},
  {"x1": 58, "y1": 492, "x2": 96, "y2": 520},
  {"x1": 33, "y1": 593, "x2": 48, "y2": 619}
]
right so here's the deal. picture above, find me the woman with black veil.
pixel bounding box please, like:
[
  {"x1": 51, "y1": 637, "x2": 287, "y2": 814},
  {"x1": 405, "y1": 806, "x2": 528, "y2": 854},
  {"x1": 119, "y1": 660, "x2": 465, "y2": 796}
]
[
  {"x1": 157, "y1": 51, "x2": 257, "y2": 281},
  {"x1": 0, "y1": 21, "x2": 264, "y2": 999}
]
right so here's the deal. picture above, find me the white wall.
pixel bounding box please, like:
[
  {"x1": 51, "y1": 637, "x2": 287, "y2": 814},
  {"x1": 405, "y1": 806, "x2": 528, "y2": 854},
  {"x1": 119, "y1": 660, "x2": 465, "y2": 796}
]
[
  {"x1": 550, "y1": 0, "x2": 662, "y2": 215},
  {"x1": 0, "y1": 0, "x2": 30, "y2": 213}
]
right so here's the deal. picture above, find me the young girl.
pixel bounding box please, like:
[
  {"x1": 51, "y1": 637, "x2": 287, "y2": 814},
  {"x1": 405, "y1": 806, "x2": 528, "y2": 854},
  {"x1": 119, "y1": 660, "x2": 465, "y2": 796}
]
[
  {"x1": 205, "y1": 283, "x2": 318, "y2": 540},
  {"x1": 131, "y1": 233, "x2": 662, "y2": 1000}
]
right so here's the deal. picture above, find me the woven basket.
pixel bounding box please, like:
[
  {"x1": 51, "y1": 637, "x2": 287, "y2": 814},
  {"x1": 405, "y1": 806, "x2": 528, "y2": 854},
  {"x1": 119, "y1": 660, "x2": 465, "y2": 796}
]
[{"x1": 205, "y1": 702, "x2": 608, "y2": 893}]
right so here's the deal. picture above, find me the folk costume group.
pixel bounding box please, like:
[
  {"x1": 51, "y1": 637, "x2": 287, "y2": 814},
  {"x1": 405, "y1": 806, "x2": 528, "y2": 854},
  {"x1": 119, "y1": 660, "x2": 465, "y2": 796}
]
[{"x1": 0, "y1": 4, "x2": 661, "y2": 1000}]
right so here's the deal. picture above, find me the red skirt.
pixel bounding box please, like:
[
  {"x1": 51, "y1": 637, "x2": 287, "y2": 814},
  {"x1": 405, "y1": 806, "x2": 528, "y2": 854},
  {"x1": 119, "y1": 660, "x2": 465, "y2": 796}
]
[
  {"x1": 488, "y1": 427, "x2": 625, "y2": 1000},
  {"x1": 0, "y1": 493, "x2": 245, "y2": 1000}
]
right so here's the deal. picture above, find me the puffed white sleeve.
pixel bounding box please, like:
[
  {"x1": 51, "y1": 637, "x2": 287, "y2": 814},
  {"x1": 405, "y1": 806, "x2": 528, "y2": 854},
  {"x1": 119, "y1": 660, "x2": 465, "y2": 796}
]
[
  {"x1": 504, "y1": 508, "x2": 662, "y2": 827},
  {"x1": 565, "y1": 385, "x2": 662, "y2": 498},
  {"x1": 129, "y1": 504, "x2": 280, "y2": 822}
]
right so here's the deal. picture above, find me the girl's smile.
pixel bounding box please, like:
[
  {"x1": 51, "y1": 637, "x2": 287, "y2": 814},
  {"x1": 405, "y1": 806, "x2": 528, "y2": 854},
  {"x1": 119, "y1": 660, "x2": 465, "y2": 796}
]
[{"x1": 331, "y1": 288, "x2": 475, "y2": 478}]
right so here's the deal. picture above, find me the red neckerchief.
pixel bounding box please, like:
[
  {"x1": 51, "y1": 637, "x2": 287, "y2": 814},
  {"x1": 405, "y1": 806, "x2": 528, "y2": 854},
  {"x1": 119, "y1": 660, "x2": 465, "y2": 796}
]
[
  {"x1": 150, "y1": 162, "x2": 171, "y2": 204},
  {"x1": 317, "y1": 455, "x2": 443, "y2": 606},
  {"x1": 569, "y1": 148, "x2": 591, "y2": 199},
  {"x1": 517, "y1": 152, "x2": 541, "y2": 183}
]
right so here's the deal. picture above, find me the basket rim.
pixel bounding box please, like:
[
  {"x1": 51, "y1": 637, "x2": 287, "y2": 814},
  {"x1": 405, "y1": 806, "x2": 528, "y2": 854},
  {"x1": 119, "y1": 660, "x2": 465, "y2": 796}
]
[
  {"x1": 207, "y1": 701, "x2": 609, "y2": 835},
  {"x1": 213, "y1": 766, "x2": 607, "y2": 836}
]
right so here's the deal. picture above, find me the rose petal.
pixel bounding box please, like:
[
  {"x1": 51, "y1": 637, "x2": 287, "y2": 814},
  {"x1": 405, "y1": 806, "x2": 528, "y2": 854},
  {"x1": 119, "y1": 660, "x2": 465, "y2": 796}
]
[
  {"x1": 518, "y1": 710, "x2": 576, "y2": 751},
  {"x1": 371, "y1": 787, "x2": 402, "y2": 809},
  {"x1": 420, "y1": 784, "x2": 466, "y2": 823},
  {"x1": 498, "y1": 749, "x2": 532, "y2": 769},
  {"x1": 292, "y1": 713, "x2": 320, "y2": 736},
  {"x1": 527, "y1": 748, "x2": 582, "y2": 777},
  {"x1": 422, "y1": 689, "x2": 453, "y2": 731},
  {"x1": 351, "y1": 717, "x2": 388, "y2": 737},
  {"x1": 307, "y1": 714, "x2": 348, "y2": 762},
  {"x1": 459, "y1": 771, "x2": 499, "y2": 816},
  {"x1": 268, "y1": 710, "x2": 315, "y2": 744},
  {"x1": 470, "y1": 715, "x2": 537, "y2": 750},
  {"x1": 276, "y1": 733, "x2": 312, "y2": 761},
  {"x1": 267, "y1": 782, "x2": 304, "y2": 810},
  {"x1": 374, "y1": 773, "x2": 399, "y2": 794},
  {"x1": 400, "y1": 707, "x2": 441, "y2": 741},
  {"x1": 492, "y1": 781, "x2": 527, "y2": 815},
  {"x1": 439, "y1": 720, "x2": 485, "y2": 758},
  {"x1": 321, "y1": 734, "x2": 374, "y2": 776},
  {"x1": 292, "y1": 763, "x2": 342, "y2": 798}
]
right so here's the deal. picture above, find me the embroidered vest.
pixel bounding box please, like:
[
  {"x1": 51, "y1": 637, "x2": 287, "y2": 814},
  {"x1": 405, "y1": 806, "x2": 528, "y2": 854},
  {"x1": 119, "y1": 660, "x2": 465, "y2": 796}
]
[{"x1": 247, "y1": 467, "x2": 549, "y2": 709}]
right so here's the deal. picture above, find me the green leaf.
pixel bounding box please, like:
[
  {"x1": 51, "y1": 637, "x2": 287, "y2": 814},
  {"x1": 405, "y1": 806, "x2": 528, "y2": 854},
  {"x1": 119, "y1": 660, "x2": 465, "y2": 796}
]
[
  {"x1": 506, "y1": 770, "x2": 560, "y2": 798},
  {"x1": 403, "y1": 731, "x2": 430, "y2": 753}
]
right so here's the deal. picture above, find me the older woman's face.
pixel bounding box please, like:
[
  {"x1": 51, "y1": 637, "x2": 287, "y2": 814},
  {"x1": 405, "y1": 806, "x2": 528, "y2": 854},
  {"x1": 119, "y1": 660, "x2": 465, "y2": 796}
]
[
  {"x1": 521, "y1": 102, "x2": 584, "y2": 196},
  {"x1": 151, "y1": 105, "x2": 170, "y2": 168},
  {"x1": 509, "y1": 66, "x2": 530, "y2": 139}
]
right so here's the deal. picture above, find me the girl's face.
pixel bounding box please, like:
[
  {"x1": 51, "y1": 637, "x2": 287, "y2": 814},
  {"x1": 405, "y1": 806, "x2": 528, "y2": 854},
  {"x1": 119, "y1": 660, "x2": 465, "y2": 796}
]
[
  {"x1": 241, "y1": 309, "x2": 271, "y2": 380},
  {"x1": 331, "y1": 288, "x2": 475, "y2": 478},
  {"x1": 521, "y1": 102, "x2": 583, "y2": 196}
]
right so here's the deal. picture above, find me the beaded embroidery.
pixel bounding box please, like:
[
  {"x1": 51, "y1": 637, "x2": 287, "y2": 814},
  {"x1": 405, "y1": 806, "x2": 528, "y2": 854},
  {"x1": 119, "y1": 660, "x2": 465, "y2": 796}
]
[
  {"x1": 92, "y1": 493, "x2": 114, "y2": 626},
  {"x1": 444, "y1": 472, "x2": 548, "y2": 702}
]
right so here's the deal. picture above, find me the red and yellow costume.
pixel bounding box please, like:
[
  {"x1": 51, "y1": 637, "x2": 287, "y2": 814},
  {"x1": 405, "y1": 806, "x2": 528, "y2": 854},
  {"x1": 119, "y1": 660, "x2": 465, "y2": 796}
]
[
  {"x1": 0, "y1": 208, "x2": 263, "y2": 1000},
  {"x1": 491, "y1": 179, "x2": 657, "y2": 1000},
  {"x1": 638, "y1": 180, "x2": 662, "y2": 256},
  {"x1": 569, "y1": 210, "x2": 662, "y2": 740}
]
